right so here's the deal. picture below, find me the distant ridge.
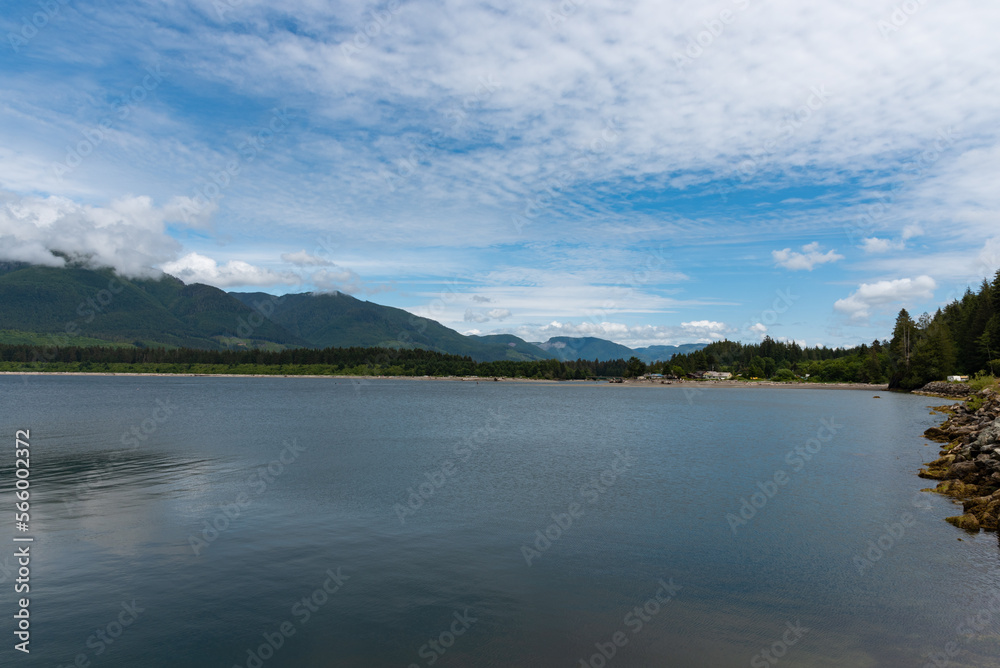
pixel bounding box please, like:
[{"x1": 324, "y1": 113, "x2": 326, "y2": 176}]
[
  {"x1": 228, "y1": 291, "x2": 553, "y2": 362},
  {"x1": 534, "y1": 336, "x2": 635, "y2": 362},
  {"x1": 0, "y1": 262, "x2": 708, "y2": 362}
]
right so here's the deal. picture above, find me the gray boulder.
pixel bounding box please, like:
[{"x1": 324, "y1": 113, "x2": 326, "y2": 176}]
[{"x1": 973, "y1": 418, "x2": 1000, "y2": 449}]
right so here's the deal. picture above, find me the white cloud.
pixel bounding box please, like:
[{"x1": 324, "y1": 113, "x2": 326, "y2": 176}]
[
  {"x1": 464, "y1": 310, "x2": 489, "y2": 323},
  {"x1": 407, "y1": 270, "x2": 710, "y2": 328},
  {"x1": 860, "y1": 225, "x2": 920, "y2": 253},
  {"x1": 977, "y1": 237, "x2": 1000, "y2": 277},
  {"x1": 777, "y1": 336, "x2": 807, "y2": 347},
  {"x1": 4, "y1": 0, "x2": 998, "y2": 257},
  {"x1": 833, "y1": 275, "x2": 937, "y2": 321},
  {"x1": 504, "y1": 318, "x2": 733, "y2": 348},
  {"x1": 281, "y1": 250, "x2": 333, "y2": 267},
  {"x1": 0, "y1": 191, "x2": 186, "y2": 277},
  {"x1": 464, "y1": 308, "x2": 512, "y2": 323},
  {"x1": 162, "y1": 252, "x2": 299, "y2": 288},
  {"x1": 309, "y1": 266, "x2": 368, "y2": 294},
  {"x1": 1, "y1": 0, "x2": 998, "y2": 350},
  {"x1": 772, "y1": 242, "x2": 844, "y2": 271},
  {"x1": 860, "y1": 237, "x2": 904, "y2": 253},
  {"x1": 681, "y1": 320, "x2": 728, "y2": 332}
]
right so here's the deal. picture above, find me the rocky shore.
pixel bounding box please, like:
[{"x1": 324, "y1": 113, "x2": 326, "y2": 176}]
[
  {"x1": 912, "y1": 380, "x2": 972, "y2": 398},
  {"x1": 919, "y1": 387, "x2": 1000, "y2": 532}
]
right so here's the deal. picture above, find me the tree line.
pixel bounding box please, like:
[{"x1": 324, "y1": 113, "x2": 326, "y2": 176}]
[
  {"x1": 661, "y1": 270, "x2": 1000, "y2": 389},
  {"x1": 887, "y1": 270, "x2": 999, "y2": 389},
  {"x1": 3, "y1": 270, "x2": 997, "y2": 387},
  {"x1": 0, "y1": 343, "x2": 630, "y2": 380}
]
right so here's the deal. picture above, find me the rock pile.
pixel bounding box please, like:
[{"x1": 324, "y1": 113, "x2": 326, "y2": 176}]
[
  {"x1": 919, "y1": 388, "x2": 1000, "y2": 532},
  {"x1": 913, "y1": 381, "x2": 972, "y2": 398}
]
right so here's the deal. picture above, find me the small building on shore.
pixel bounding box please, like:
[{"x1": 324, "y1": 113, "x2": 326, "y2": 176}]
[
  {"x1": 947, "y1": 375, "x2": 969, "y2": 382},
  {"x1": 703, "y1": 371, "x2": 732, "y2": 380}
]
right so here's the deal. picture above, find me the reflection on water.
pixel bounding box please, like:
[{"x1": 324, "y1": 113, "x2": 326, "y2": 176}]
[
  {"x1": 0, "y1": 375, "x2": 998, "y2": 667},
  {"x1": 2, "y1": 449, "x2": 220, "y2": 492}
]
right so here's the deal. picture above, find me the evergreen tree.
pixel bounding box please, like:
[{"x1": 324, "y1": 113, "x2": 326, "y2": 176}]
[
  {"x1": 888, "y1": 308, "x2": 916, "y2": 388},
  {"x1": 624, "y1": 356, "x2": 647, "y2": 378}
]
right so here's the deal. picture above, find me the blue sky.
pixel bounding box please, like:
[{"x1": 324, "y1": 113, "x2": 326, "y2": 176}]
[{"x1": 1, "y1": 0, "x2": 998, "y2": 348}]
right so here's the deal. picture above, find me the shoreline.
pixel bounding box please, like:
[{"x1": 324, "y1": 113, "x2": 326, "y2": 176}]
[
  {"x1": 0, "y1": 371, "x2": 887, "y2": 390},
  {"x1": 918, "y1": 387, "x2": 1000, "y2": 533}
]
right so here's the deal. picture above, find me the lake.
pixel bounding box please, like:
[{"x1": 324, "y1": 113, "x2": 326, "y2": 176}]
[{"x1": 1, "y1": 375, "x2": 999, "y2": 667}]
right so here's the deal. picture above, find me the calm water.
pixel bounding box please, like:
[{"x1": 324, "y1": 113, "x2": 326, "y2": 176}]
[{"x1": 1, "y1": 375, "x2": 999, "y2": 667}]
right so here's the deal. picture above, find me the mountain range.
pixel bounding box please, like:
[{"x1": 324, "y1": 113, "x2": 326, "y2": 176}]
[{"x1": 0, "y1": 262, "x2": 706, "y2": 363}]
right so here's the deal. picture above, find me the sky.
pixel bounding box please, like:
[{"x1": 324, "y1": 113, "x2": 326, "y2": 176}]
[{"x1": 1, "y1": 0, "x2": 999, "y2": 349}]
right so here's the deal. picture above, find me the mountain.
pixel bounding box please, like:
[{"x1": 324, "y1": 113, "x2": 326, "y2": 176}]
[
  {"x1": 0, "y1": 262, "x2": 304, "y2": 349},
  {"x1": 229, "y1": 291, "x2": 552, "y2": 362},
  {"x1": 530, "y1": 338, "x2": 709, "y2": 363},
  {"x1": 533, "y1": 336, "x2": 636, "y2": 362},
  {"x1": 465, "y1": 334, "x2": 554, "y2": 361},
  {"x1": 632, "y1": 343, "x2": 709, "y2": 364},
  {"x1": 0, "y1": 262, "x2": 711, "y2": 363}
]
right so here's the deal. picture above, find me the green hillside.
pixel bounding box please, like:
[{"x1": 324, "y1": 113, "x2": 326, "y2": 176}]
[
  {"x1": 0, "y1": 262, "x2": 709, "y2": 362},
  {"x1": 230, "y1": 292, "x2": 552, "y2": 362},
  {"x1": 0, "y1": 263, "x2": 304, "y2": 349},
  {"x1": 465, "y1": 334, "x2": 554, "y2": 361}
]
